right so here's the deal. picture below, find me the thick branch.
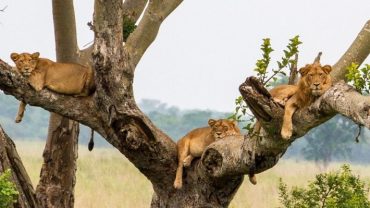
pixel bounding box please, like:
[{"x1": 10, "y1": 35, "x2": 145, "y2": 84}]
[
  {"x1": 122, "y1": 0, "x2": 148, "y2": 23},
  {"x1": 125, "y1": 0, "x2": 183, "y2": 67},
  {"x1": 331, "y1": 20, "x2": 370, "y2": 82},
  {"x1": 78, "y1": 0, "x2": 148, "y2": 66},
  {"x1": 92, "y1": 0, "x2": 178, "y2": 188},
  {"x1": 199, "y1": 77, "x2": 370, "y2": 179},
  {"x1": 0, "y1": 125, "x2": 40, "y2": 208},
  {"x1": 0, "y1": 60, "x2": 104, "y2": 136},
  {"x1": 52, "y1": 0, "x2": 78, "y2": 60}
]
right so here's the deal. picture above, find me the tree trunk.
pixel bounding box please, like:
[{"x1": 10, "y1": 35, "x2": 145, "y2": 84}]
[
  {"x1": 35, "y1": 114, "x2": 79, "y2": 208},
  {"x1": 0, "y1": 1, "x2": 369, "y2": 207},
  {"x1": 0, "y1": 125, "x2": 40, "y2": 208},
  {"x1": 35, "y1": 0, "x2": 79, "y2": 207}
]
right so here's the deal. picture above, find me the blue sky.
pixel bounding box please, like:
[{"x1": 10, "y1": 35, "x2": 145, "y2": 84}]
[{"x1": 0, "y1": 0, "x2": 369, "y2": 111}]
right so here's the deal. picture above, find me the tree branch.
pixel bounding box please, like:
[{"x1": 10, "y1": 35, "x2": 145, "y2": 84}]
[
  {"x1": 122, "y1": 0, "x2": 148, "y2": 23},
  {"x1": 0, "y1": 125, "x2": 40, "y2": 208},
  {"x1": 125, "y1": 0, "x2": 183, "y2": 67},
  {"x1": 78, "y1": 0, "x2": 148, "y2": 66},
  {"x1": 331, "y1": 20, "x2": 370, "y2": 82},
  {"x1": 90, "y1": 0, "x2": 178, "y2": 188},
  {"x1": 0, "y1": 60, "x2": 104, "y2": 136},
  {"x1": 198, "y1": 77, "x2": 370, "y2": 179}
]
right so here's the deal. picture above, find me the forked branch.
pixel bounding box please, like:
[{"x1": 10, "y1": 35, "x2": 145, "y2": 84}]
[{"x1": 125, "y1": 0, "x2": 183, "y2": 67}]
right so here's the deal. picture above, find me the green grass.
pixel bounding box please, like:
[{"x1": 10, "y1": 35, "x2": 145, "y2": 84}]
[{"x1": 13, "y1": 141, "x2": 370, "y2": 208}]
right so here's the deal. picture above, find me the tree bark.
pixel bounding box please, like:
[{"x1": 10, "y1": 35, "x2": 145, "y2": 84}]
[
  {"x1": 0, "y1": 1, "x2": 369, "y2": 207},
  {"x1": 0, "y1": 125, "x2": 40, "y2": 208},
  {"x1": 331, "y1": 20, "x2": 370, "y2": 82},
  {"x1": 35, "y1": 0, "x2": 79, "y2": 207}
]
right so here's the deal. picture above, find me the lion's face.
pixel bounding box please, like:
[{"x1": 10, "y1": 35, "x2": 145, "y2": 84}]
[
  {"x1": 299, "y1": 63, "x2": 332, "y2": 96},
  {"x1": 208, "y1": 119, "x2": 241, "y2": 140},
  {"x1": 10, "y1": 52, "x2": 40, "y2": 77}
]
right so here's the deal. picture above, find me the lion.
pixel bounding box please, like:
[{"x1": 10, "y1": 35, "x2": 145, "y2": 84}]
[
  {"x1": 173, "y1": 119, "x2": 257, "y2": 189},
  {"x1": 10, "y1": 52, "x2": 96, "y2": 123},
  {"x1": 253, "y1": 84, "x2": 298, "y2": 134},
  {"x1": 281, "y1": 62, "x2": 332, "y2": 140}
]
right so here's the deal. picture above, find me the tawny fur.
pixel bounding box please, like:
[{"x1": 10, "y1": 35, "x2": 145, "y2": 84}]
[
  {"x1": 173, "y1": 119, "x2": 257, "y2": 189},
  {"x1": 253, "y1": 85, "x2": 298, "y2": 134},
  {"x1": 253, "y1": 63, "x2": 332, "y2": 138},
  {"x1": 281, "y1": 63, "x2": 332, "y2": 139},
  {"x1": 10, "y1": 52, "x2": 95, "y2": 123}
]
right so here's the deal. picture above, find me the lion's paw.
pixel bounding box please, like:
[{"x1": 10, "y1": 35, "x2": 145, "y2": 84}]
[
  {"x1": 183, "y1": 157, "x2": 192, "y2": 168},
  {"x1": 281, "y1": 128, "x2": 292, "y2": 140},
  {"x1": 15, "y1": 116, "x2": 22, "y2": 123},
  {"x1": 173, "y1": 180, "x2": 182, "y2": 189}
]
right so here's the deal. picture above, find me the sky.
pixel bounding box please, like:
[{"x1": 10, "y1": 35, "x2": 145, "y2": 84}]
[{"x1": 0, "y1": 0, "x2": 369, "y2": 112}]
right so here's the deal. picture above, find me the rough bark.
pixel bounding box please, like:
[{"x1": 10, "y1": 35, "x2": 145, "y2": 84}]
[
  {"x1": 331, "y1": 20, "x2": 370, "y2": 82},
  {"x1": 0, "y1": 125, "x2": 40, "y2": 208},
  {"x1": 200, "y1": 77, "x2": 370, "y2": 178},
  {"x1": 35, "y1": 0, "x2": 79, "y2": 207},
  {"x1": 0, "y1": 1, "x2": 369, "y2": 207}
]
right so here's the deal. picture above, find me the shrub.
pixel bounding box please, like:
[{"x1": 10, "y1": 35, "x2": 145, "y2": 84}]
[
  {"x1": 0, "y1": 169, "x2": 19, "y2": 208},
  {"x1": 278, "y1": 165, "x2": 370, "y2": 208}
]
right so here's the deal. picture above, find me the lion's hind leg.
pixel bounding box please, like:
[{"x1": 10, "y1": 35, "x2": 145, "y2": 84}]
[{"x1": 174, "y1": 139, "x2": 190, "y2": 189}]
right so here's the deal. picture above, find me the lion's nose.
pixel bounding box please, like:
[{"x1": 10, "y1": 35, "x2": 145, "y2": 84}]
[
  {"x1": 216, "y1": 132, "x2": 222, "y2": 136},
  {"x1": 313, "y1": 83, "x2": 320, "y2": 87}
]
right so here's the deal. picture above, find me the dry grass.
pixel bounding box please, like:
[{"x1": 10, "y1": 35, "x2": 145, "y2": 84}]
[{"x1": 14, "y1": 141, "x2": 370, "y2": 208}]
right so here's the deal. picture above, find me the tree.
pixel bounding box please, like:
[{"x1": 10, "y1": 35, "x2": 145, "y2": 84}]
[
  {"x1": 302, "y1": 115, "x2": 358, "y2": 170},
  {"x1": 35, "y1": 1, "x2": 80, "y2": 207},
  {"x1": 0, "y1": 1, "x2": 369, "y2": 207}
]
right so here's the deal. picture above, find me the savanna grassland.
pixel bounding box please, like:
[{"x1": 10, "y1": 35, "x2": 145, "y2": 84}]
[{"x1": 15, "y1": 141, "x2": 370, "y2": 208}]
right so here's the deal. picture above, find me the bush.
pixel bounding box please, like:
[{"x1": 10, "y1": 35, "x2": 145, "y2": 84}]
[
  {"x1": 0, "y1": 169, "x2": 19, "y2": 208},
  {"x1": 278, "y1": 165, "x2": 370, "y2": 208}
]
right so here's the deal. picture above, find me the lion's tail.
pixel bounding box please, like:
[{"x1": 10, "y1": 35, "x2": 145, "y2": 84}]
[{"x1": 88, "y1": 128, "x2": 94, "y2": 151}]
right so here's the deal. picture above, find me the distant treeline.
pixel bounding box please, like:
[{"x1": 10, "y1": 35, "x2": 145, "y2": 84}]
[{"x1": 0, "y1": 94, "x2": 369, "y2": 164}]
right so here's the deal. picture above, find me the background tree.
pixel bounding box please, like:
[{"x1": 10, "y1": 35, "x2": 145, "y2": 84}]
[
  {"x1": 0, "y1": 1, "x2": 369, "y2": 208},
  {"x1": 35, "y1": 1, "x2": 80, "y2": 207},
  {"x1": 301, "y1": 115, "x2": 358, "y2": 170}
]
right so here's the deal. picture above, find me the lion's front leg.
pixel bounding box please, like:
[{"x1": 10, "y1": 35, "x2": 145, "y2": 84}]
[
  {"x1": 28, "y1": 73, "x2": 45, "y2": 92},
  {"x1": 15, "y1": 101, "x2": 26, "y2": 123},
  {"x1": 29, "y1": 80, "x2": 44, "y2": 91},
  {"x1": 281, "y1": 98, "x2": 297, "y2": 140}
]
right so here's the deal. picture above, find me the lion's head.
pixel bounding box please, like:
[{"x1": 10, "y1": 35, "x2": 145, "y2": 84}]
[
  {"x1": 208, "y1": 119, "x2": 241, "y2": 140},
  {"x1": 299, "y1": 63, "x2": 332, "y2": 97},
  {"x1": 10, "y1": 52, "x2": 40, "y2": 77}
]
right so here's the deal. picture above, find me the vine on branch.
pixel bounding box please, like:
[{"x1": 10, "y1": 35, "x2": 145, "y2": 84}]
[{"x1": 230, "y1": 36, "x2": 302, "y2": 132}]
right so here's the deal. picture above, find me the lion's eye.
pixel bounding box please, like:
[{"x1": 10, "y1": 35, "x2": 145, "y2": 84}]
[{"x1": 223, "y1": 126, "x2": 228, "y2": 131}]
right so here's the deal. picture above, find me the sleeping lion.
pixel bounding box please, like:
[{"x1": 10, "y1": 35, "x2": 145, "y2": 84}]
[
  {"x1": 174, "y1": 119, "x2": 257, "y2": 189},
  {"x1": 10, "y1": 52, "x2": 95, "y2": 123}
]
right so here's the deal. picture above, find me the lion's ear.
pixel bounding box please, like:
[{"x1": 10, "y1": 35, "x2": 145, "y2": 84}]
[
  {"x1": 299, "y1": 64, "x2": 310, "y2": 76},
  {"x1": 322, "y1": 65, "x2": 332, "y2": 74},
  {"x1": 231, "y1": 119, "x2": 238, "y2": 127},
  {"x1": 208, "y1": 119, "x2": 216, "y2": 127},
  {"x1": 31, "y1": 52, "x2": 40, "y2": 59},
  {"x1": 10, "y1": 53, "x2": 19, "y2": 61}
]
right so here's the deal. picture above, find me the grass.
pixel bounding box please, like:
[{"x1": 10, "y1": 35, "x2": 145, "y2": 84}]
[{"x1": 13, "y1": 141, "x2": 370, "y2": 208}]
